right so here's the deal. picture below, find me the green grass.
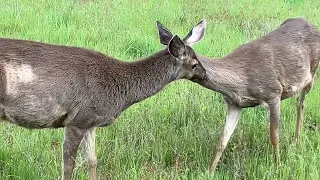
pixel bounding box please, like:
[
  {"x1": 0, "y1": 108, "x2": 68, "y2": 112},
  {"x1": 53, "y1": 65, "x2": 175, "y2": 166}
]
[{"x1": 1, "y1": 0, "x2": 320, "y2": 179}]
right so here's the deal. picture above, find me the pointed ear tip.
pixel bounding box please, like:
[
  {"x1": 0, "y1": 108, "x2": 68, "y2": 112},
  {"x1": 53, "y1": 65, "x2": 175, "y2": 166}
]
[
  {"x1": 201, "y1": 19, "x2": 207, "y2": 26},
  {"x1": 156, "y1": 21, "x2": 161, "y2": 28}
]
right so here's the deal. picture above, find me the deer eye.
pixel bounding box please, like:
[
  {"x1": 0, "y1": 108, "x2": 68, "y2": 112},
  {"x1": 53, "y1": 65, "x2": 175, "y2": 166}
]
[{"x1": 192, "y1": 64, "x2": 197, "y2": 70}]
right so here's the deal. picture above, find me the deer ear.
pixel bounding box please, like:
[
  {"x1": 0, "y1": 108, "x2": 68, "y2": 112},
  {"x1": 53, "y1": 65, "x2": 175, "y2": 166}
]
[
  {"x1": 168, "y1": 35, "x2": 186, "y2": 59},
  {"x1": 183, "y1": 19, "x2": 206, "y2": 46},
  {"x1": 157, "y1": 21, "x2": 174, "y2": 45}
]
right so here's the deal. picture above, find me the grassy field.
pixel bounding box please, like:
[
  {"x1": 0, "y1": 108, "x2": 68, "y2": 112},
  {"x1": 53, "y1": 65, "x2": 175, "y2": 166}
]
[{"x1": 1, "y1": 0, "x2": 320, "y2": 179}]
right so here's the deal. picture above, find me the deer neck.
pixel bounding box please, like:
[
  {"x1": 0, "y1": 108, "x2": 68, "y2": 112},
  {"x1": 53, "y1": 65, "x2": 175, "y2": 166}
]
[
  {"x1": 194, "y1": 55, "x2": 247, "y2": 100},
  {"x1": 123, "y1": 50, "x2": 178, "y2": 104}
]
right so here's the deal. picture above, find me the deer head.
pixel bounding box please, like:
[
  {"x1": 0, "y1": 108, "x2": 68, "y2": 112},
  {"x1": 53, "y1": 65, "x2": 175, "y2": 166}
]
[{"x1": 156, "y1": 20, "x2": 207, "y2": 80}]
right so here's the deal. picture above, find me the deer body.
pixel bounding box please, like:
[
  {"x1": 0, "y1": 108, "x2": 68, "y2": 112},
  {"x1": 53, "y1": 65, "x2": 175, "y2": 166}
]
[
  {"x1": 0, "y1": 39, "x2": 179, "y2": 129},
  {"x1": 0, "y1": 20, "x2": 207, "y2": 180},
  {"x1": 192, "y1": 17, "x2": 320, "y2": 172}
]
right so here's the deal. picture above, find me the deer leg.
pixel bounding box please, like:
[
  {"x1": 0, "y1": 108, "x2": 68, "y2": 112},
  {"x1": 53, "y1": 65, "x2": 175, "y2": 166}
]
[
  {"x1": 81, "y1": 128, "x2": 98, "y2": 180},
  {"x1": 62, "y1": 126, "x2": 87, "y2": 180},
  {"x1": 209, "y1": 104, "x2": 242, "y2": 173},
  {"x1": 295, "y1": 90, "x2": 306, "y2": 140},
  {"x1": 296, "y1": 82, "x2": 312, "y2": 140},
  {"x1": 267, "y1": 97, "x2": 281, "y2": 165}
]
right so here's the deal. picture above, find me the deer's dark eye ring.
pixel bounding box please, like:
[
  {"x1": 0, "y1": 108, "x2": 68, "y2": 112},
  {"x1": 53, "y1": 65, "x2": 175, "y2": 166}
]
[{"x1": 192, "y1": 64, "x2": 197, "y2": 70}]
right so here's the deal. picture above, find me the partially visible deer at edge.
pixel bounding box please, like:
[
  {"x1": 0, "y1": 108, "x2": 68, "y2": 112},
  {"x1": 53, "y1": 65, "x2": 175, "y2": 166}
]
[
  {"x1": 0, "y1": 20, "x2": 207, "y2": 180},
  {"x1": 162, "y1": 17, "x2": 320, "y2": 173}
]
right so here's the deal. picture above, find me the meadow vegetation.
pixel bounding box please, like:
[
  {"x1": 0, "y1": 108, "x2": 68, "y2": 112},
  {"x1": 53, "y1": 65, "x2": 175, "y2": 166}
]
[{"x1": 1, "y1": 0, "x2": 320, "y2": 179}]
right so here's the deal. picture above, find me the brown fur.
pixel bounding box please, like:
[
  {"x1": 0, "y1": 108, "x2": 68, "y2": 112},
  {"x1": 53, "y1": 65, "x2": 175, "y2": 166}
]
[
  {"x1": 0, "y1": 21, "x2": 207, "y2": 180},
  {"x1": 192, "y1": 17, "x2": 320, "y2": 173}
]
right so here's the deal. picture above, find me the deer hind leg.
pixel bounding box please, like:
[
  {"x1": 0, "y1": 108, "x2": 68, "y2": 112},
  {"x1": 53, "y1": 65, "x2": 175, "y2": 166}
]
[
  {"x1": 296, "y1": 81, "x2": 313, "y2": 140},
  {"x1": 81, "y1": 128, "x2": 98, "y2": 180},
  {"x1": 209, "y1": 104, "x2": 242, "y2": 173},
  {"x1": 62, "y1": 126, "x2": 86, "y2": 180},
  {"x1": 267, "y1": 97, "x2": 281, "y2": 165}
]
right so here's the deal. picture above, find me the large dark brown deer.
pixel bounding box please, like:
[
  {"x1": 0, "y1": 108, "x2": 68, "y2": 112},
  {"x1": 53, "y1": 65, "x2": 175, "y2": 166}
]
[
  {"x1": 160, "y1": 17, "x2": 320, "y2": 173},
  {"x1": 0, "y1": 20, "x2": 207, "y2": 180}
]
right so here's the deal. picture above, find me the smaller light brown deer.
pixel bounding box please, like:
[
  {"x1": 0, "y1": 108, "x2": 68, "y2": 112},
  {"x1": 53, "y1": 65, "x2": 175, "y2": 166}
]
[{"x1": 163, "y1": 17, "x2": 320, "y2": 173}]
